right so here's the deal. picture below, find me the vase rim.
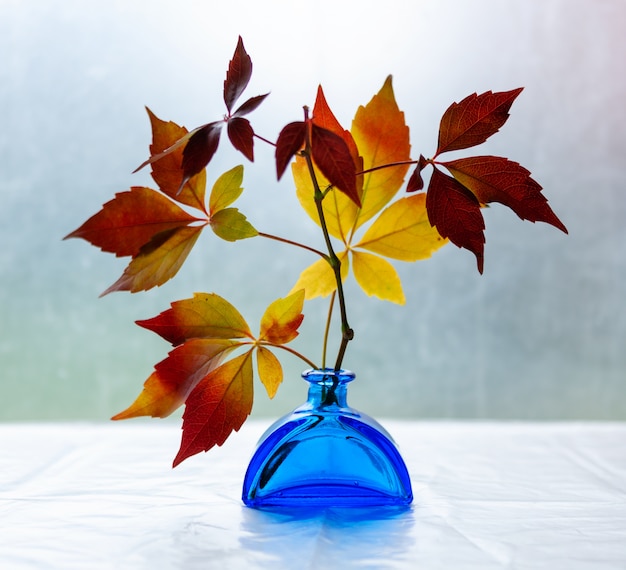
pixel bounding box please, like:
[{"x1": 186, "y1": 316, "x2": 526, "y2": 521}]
[{"x1": 302, "y1": 368, "x2": 355, "y2": 384}]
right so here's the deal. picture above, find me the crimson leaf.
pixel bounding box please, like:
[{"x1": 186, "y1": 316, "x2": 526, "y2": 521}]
[
  {"x1": 224, "y1": 36, "x2": 252, "y2": 114},
  {"x1": 275, "y1": 121, "x2": 307, "y2": 180},
  {"x1": 227, "y1": 117, "x2": 255, "y2": 161}
]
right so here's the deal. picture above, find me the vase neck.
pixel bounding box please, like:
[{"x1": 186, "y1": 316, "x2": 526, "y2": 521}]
[{"x1": 302, "y1": 368, "x2": 354, "y2": 409}]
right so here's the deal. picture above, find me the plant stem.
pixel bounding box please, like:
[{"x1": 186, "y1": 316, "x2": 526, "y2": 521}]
[
  {"x1": 321, "y1": 291, "x2": 336, "y2": 369},
  {"x1": 253, "y1": 132, "x2": 277, "y2": 147},
  {"x1": 356, "y1": 159, "x2": 419, "y2": 176},
  {"x1": 258, "y1": 231, "x2": 327, "y2": 259},
  {"x1": 301, "y1": 107, "x2": 354, "y2": 371},
  {"x1": 267, "y1": 343, "x2": 318, "y2": 370}
]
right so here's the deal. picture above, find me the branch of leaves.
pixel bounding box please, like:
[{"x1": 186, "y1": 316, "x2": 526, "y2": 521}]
[
  {"x1": 111, "y1": 289, "x2": 308, "y2": 467},
  {"x1": 406, "y1": 88, "x2": 568, "y2": 274},
  {"x1": 65, "y1": 159, "x2": 256, "y2": 295}
]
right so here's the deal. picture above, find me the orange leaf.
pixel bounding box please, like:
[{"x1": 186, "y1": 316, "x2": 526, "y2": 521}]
[
  {"x1": 111, "y1": 339, "x2": 236, "y2": 419},
  {"x1": 173, "y1": 351, "x2": 254, "y2": 466},
  {"x1": 442, "y1": 156, "x2": 568, "y2": 233},
  {"x1": 256, "y1": 346, "x2": 283, "y2": 398},
  {"x1": 64, "y1": 186, "x2": 203, "y2": 257},
  {"x1": 146, "y1": 108, "x2": 207, "y2": 212},
  {"x1": 259, "y1": 290, "x2": 305, "y2": 345},
  {"x1": 436, "y1": 88, "x2": 523, "y2": 155},
  {"x1": 101, "y1": 225, "x2": 203, "y2": 295},
  {"x1": 136, "y1": 292, "x2": 253, "y2": 345},
  {"x1": 351, "y1": 75, "x2": 411, "y2": 230}
]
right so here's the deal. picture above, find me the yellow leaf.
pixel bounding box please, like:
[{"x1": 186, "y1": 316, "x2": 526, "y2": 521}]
[
  {"x1": 259, "y1": 290, "x2": 305, "y2": 344},
  {"x1": 256, "y1": 346, "x2": 283, "y2": 398},
  {"x1": 290, "y1": 251, "x2": 349, "y2": 300},
  {"x1": 351, "y1": 76, "x2": 411, "y2": 230},
  {"x1": 356, "y1": 194, "x2": 448, "y2": 261},
  {"x1": 102, "y1": 225, "x2": 202, "y2": 295},
  {"x1": 292, "y1": 156, "x2": 358, "y2": 243},
  {"x1": 209, "y1": 165, "x2": 244, "y2": 215},
  {"x1": 352, "y1": 250, "x2": 405, "y2": 304},
  {"x1": 210, "y1": 208, "x2": 258, "y2": 241}
]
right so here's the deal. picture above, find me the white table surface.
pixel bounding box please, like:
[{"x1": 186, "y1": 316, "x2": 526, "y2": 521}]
[{"x1": 1, "y1": 421, "x2": 625, "y2": 569}]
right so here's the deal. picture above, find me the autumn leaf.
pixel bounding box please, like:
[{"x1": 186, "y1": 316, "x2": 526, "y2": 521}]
[
  {"x1": 181, "y1": 122, "x2": 222, "y2": 190},
  {"x1": 173, "y1": 351, "x2": 254, "y2": 467},
  {"x1": 146, "y1": 108, "x2": 207, "y2": 212},
  {"x1": 64, "y1": 186, "x2": 203, "y2": 257},
  {"x1": 351, "y1": 75, "x2": 411, "y2": 229},
  {"x1": 224, "y1": 36, "x2": 253, "y2": 114},
  {"x1": 209, "y1": 165, "x2": 244, "y2": 215},
  {"x1": 210, "y1": 208, "x2": 257, "y2": 241},
  {"x1": 290, "y1": 252, "x2": 349, "y2": 300},
  {"x1": 406, "y1": 155, "x2": 428, "y2": 193},
  {"x1": 441, "y1": 156, "x2": 568, "y2": 233},
  {"x1": 356, "y1": 194, "x2": 447, "y2": 261},
  {"x1": 311, "y1": 124, "x2": 360, "y2": 207},
  {"x1": 352, "y1": 250, "x2": 405, "y2": 304},
  {"x1": 232, "y1": 93, "x2": 269, "y2": 118},
  {"x1": 426, "y1": 166, "x2": 485, "y2": 273},
  {"x1": 256, "y1": 346, "x2": 283, "y2": 399},
  {"x1": 111, "y1": 339, "x2": 236, "y2": 419},
  {"x1": 436, "y1": 88, "x2": 523, "y2": 155},
  {"x1": 276, "y1": 121, "x2": 307, "y2": 180},
  {"x1": 227, "y1": 117, "x2": 255, "y2": 161},
  {"x1": 101, "y1": 225, "x2": 204, "y2": 295},
  {"x1": 136, "y1": 292, "x2": 253, "y2": 345},
  {"x1": 259, "y1": 289, "x2": 305, "y2": 345}
]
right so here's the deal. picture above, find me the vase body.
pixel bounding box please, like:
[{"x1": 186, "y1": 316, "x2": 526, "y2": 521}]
[{"x1": 242, "y1": 368, "x2": 413, "y2": 509}]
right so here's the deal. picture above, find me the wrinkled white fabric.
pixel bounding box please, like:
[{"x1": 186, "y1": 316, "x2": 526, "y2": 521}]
[{"x1": 1, "y1": 422, "x2": 624, "y2": 569}]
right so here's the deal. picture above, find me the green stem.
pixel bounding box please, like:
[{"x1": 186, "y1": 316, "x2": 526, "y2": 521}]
[{"x1": 321, "y1": 291, "x2": 336, "y2": 369}]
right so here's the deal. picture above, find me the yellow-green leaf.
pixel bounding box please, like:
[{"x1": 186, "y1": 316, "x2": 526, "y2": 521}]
[
  {"x1": 101, "y1": 225, "x2": 203, "y2": 295},
  {"x1": 290, "y1": 251, "x2": 349, "y2": 300},
  {"x1": 351, "y1": 76, "x2": 411, "y2": 230},
  {"x1": 210, "y1": 207, "x2": 258, "y2": 241},
  {"x1": 259, "y1": 290, "x2": 305, "y2": 345},
  {"x1": 209, "y1": 165, "x2": 244, "y2": 215},
  {"x1": 352, "y1": 250, "x2": 405, "y2": 304},
  {"x1": 256, "y1": 346, "x2": 283, "y2": 398},
  {"x1": 356, "y1": 194, "x2": 447, "y2": 261}
]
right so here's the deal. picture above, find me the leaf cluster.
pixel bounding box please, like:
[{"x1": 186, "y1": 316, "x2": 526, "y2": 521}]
[{"x1": 66, "y1": 37, "x2": 567, "y2": 466}]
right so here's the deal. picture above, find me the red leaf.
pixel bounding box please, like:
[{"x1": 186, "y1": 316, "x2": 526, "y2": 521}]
[
  {"x1": 64, "y1": 186, "x2": 203, "y2": 257},
  {"x1": 275, "y1": 121, "x2": 306, "y2": 180},
  {"x1": 227, "y1": 117, "x2": 255, "y2": 161},
  {"x1": 173, "y1": 351, "x2": 254, "y2": 466},
  {"x1": 406, "y1": 155, "x2": 428, "y2": 193},
  {"x1": 224, "y1": 36, "x2": 252, "y2": 114},
  {"x1": 442, "y1": 156, "x2": 568, "y2": 233},
  {"x1": 233, "y1": 93, "x2": 269, "y2": 117},
  {"x1": 426, "y1": 166, "x2": 485, "y2": 273},
  {"x1": 181, "y1": 122, "x2": 222, "y2": 188},
  {"x1": 436, "y1": 88, "x2": 523, "y2": 155},
  {"x1": 311, "y1": 124, "x2": 360, "y2": 207}
]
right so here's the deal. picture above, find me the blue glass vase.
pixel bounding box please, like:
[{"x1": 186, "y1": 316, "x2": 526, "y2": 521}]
[{"x1": 242, "y1": 368, "x2": 413, "y2": 508}]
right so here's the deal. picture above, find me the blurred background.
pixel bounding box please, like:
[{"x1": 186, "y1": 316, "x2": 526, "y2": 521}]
[{"x1": 1, "y1": 0, "x2": 624, "y2": 422}]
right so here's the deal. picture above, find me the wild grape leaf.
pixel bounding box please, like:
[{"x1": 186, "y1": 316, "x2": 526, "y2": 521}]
[
  {"x1": 311, "y1": 124, "x2": 360, "y2": 207},
  {"x1": 426, "y1": 166, "x2": 485, "y2": 273},
  {"x1": 290, "y1": 252, "x2": 349, "y2": 300},
  {"x1": 173, "y1": 351, "x2": 254, "y2": 467},
  {"x1": 224, "y1": 36, "x2": 252, "y2": 114},
  {"x1": 181, "y1": 122, "x2": 222, "y2": 190},
  {"x1": 64, "y1": 186, "x2": 203, "y2": 257},
  {"x1": 352, "y1": 250, "x2": 405, "y2": 304},
  {"x1": 356, "y1": 194, "x2": 447, "y2": 261},
  {"x1": 136, "y1": 292, "x2": 253, "y2": 345},
  {"x1": 101, "y1": 225, "x2": 203, "y2": 295},
  {"x1": 208, "y1": 165, "x2": 244, "y2": 215},
  {"x1": 351, "y1": 76, "x2": 411, "y2": 229},
  {"x1": 406, "y1": 155, "x2": 428, "y2": 193},
  {"x1": 111, "y1": 339, "x2": 236, "y2": 419},
  {"x1": 210, "y1": 208, "x2": 258, "y2": 241},
  {"x1": 276, "y1": 121, "x2": 307, "y2": 180},
  {"x1": 436, "y1": 88, "x2": 523, "y2": 155},
  {"x1": 258, "y1": 290, "x2": 305, "y2": 345},
  {"x1": 227, "y1": 117, "x2": 255, "y2": 161},
  {"x1": 442, "y1": 156, "x2": 568, "y2": 233},
  {"x1": 146, "y1": 108, "x2": 207, "y2": 212},
  {"x1": 232, "y1": 93, "x2": 269, "y2": 118},
  {"x1": 256, "y1": 346, "x2": 283, "y2": 399}
]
